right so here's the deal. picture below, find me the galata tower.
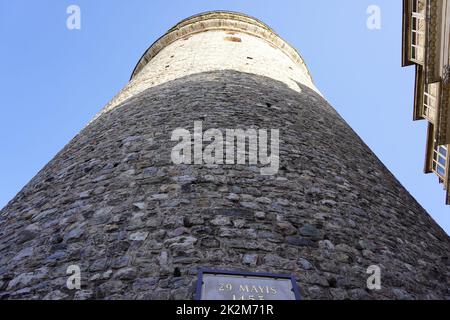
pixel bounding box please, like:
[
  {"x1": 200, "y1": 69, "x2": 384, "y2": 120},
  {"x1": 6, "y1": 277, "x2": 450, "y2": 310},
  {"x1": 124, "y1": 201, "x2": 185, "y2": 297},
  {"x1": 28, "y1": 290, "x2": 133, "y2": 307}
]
[{"x1": 0, "y1": 11, "x2": 449, "y2": 300}]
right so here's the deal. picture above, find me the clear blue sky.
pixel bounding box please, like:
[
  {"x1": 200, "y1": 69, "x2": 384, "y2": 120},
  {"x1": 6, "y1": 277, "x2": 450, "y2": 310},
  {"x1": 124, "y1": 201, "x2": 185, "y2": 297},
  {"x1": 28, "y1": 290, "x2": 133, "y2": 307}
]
[{"x1": 0, "y1": 0, "x2": 448, "y2": 234}]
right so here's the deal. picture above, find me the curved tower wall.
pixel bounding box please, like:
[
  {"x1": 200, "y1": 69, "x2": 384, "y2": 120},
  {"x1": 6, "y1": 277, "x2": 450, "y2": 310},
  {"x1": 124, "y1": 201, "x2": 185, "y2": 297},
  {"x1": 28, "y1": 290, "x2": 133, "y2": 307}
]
[
  {"x1": 95, "y1": 12, "x2": 318, "y2": 122},
  {"x1": 0, "y1": 11, "x2": 449, "y2": 300}
]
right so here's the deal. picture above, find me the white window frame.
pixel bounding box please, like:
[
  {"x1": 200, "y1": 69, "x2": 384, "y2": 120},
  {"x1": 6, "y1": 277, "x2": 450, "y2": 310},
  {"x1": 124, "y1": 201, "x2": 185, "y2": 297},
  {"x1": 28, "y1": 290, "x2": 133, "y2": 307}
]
[
  {"x1": 410, "y1": 0, "x2": 426, "y2": 64},
  {"x1": 432, "y1": 144, "x2": 448, "y2": 181},
  {"x1": 423, "y1": 83, "x2": 438, "y2": 121}
]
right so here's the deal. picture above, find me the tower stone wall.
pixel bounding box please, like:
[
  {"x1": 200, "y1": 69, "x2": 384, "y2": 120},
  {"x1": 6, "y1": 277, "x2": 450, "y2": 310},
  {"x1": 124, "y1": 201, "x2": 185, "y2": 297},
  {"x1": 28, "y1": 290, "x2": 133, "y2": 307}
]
[
  {"x1": 0, "y1": 11, "x2": 449, "y2": 300},
  {"x1": 94, "y1": 11, "x2": 318, "y2": 123}
]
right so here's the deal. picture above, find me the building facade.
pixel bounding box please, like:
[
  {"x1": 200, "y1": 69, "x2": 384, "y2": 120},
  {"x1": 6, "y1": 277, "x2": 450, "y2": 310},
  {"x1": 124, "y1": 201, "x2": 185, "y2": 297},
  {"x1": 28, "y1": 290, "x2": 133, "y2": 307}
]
[
  {"x1": 402, "y1": 0, "x2": 450, "y2": 204},
  {"x1": 0, "y1": 11, "x2": 449, "y2": 300}
]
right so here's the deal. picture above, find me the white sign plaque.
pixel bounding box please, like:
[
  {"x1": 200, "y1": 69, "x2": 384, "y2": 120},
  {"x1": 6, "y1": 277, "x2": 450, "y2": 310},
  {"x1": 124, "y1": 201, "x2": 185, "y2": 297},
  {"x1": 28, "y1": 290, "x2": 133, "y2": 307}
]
[{"x1": 196, "y1": 269, "x2": 300, "y2": 300}]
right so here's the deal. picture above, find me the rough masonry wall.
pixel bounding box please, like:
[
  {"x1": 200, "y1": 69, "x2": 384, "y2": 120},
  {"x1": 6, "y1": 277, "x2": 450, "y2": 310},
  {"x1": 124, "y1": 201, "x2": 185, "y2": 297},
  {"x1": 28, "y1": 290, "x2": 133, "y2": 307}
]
[{"x1": 0, "y1": 71, "x2": 449, "y2": 300}]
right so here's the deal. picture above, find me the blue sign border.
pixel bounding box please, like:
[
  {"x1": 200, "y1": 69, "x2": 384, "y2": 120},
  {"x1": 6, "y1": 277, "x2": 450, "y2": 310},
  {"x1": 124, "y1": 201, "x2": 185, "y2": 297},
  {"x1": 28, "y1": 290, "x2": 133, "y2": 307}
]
[{"x1": 195, "y1": 268, "x2": 302, "y2": 300}]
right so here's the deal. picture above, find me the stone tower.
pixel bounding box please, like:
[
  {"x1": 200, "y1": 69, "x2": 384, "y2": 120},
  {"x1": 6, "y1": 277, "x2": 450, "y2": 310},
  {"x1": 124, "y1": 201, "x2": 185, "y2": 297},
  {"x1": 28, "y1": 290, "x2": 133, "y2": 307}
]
[{"x1": 0, "y1": 11, "x2": 449, "y2": 300}]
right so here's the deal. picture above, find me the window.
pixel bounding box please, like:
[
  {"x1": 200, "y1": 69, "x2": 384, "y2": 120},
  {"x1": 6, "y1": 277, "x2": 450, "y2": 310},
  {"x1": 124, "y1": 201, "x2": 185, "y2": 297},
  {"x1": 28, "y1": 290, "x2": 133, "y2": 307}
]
[
  {"x1": 224, "y1": 36, "x2": 242, "y2": 43},
  {"x1": 411, "y1": 0, "x2": 426, "y2": 63},
  {"x1": 423, "y1": 83, "x2": 438, "y2": 121},
  {"x1": 432, "y1": 144, "x2": 448, "y2": 180}
]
